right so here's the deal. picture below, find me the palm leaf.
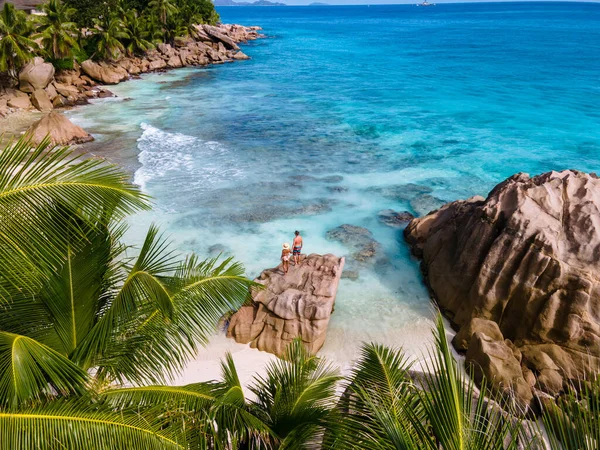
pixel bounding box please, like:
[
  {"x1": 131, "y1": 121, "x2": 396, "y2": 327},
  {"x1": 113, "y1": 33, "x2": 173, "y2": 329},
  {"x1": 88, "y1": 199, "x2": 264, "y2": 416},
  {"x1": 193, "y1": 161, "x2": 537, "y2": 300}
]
[
  {"x1": 79, "y1": 246, "x2": 255, "y2": 385},
  {"x1": 415, "y1": 314, "x2": 529, "y2": 450},
  {"x1": 542, "y1": 377, "x2": 600, "y2": 450},
  {"x1": 0, "y1": 332, "x2": 88, "y2": 408},
  {"x1": 0, "y1": 398, "x2": 185, "y2": 450},
  {"x1": 329, "y1": 343, "x2": 425, "y2": 450},
  {"x1": 0, "y1": 136, "x2": 148, "y2": 301}
]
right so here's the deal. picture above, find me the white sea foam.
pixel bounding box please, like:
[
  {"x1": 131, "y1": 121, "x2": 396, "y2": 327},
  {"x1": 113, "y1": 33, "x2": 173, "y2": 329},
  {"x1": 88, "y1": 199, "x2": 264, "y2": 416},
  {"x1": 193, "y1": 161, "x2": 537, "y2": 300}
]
[{"x1": 133, "y1": 123, "x2": 243, "y2": 193}]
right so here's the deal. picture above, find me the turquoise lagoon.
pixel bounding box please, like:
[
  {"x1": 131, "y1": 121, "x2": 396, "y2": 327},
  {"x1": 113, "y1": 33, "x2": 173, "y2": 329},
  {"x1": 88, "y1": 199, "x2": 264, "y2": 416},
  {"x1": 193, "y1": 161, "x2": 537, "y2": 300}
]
[{"x1": 68, "y1": 2, "x2": 600, "y2": 376}]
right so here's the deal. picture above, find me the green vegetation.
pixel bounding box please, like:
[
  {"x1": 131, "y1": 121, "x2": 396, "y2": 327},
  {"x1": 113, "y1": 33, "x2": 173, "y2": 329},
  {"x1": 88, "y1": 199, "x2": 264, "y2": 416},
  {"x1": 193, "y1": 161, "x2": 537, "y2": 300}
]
[
  {"x1": 0, "y1": 137, "x2": 598, "y2": 448},
  {"x1": 0, "y1": 3, "x2": 37, "y2": 77},
  {"x1": 0, "y1": 0, "x2": 219, "y2": 75}
]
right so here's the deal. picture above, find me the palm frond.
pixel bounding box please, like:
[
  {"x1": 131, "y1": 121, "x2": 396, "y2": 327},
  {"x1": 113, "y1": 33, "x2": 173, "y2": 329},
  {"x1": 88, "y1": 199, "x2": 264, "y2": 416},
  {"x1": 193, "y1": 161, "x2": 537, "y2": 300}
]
[
  {"x1": 0, "y1": 136, "x2": 149, "y2": 301},
  {"x1": 0, "y1": 332, "x2": 88, "y2": 408},
  {"x1": 81, "y1": 249, "x2": 255, "y2": 385},
  {"x1": 415, "y1": 314, "x2": 529, "y2": 450},
  {"x1": 0, "y1": 398, "x2": 185, "y2": 450},
  {"x1": 542, "y1": 376, "x2": 600, "y2": 450},
  {"x1": 329, "y1": 343, "x2": 425, "y2": 450}
]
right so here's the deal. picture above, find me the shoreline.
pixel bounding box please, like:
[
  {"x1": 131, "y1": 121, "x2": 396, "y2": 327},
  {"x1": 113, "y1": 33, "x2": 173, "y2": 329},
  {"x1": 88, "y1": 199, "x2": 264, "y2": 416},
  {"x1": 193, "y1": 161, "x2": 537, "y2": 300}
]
[{"x1": 0, "y1": 23, "x2": 264, "y2": 140}]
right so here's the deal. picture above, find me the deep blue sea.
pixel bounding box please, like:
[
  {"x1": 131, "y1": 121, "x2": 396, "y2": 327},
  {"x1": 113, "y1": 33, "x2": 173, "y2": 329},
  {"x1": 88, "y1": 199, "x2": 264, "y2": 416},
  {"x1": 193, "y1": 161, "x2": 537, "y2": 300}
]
[{"x1": 69, "y1": 2, "x2": 600, "y2": 374}]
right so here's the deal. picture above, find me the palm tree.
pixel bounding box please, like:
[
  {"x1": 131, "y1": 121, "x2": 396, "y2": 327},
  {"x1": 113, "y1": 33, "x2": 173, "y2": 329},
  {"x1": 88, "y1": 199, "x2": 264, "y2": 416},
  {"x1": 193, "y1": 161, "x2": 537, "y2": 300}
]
[
  {"x1": 0, "y1": 2, "x2": 37, "y2": 78},
  {"x1": 248, "y1": 339, "x2": 341, "y2": 448},
  {"x1": 34, "y1": 0, "x2": 80, "y2": 61},
  {"x1": 542, "y1": 376, "x2": 600, "y2": 449},
  {"x1": 105, "y1": 340, "x2": 341, "y2": 449},
  {"x1": 0, "y1": 136, "x2": 147, "y2": 303},
  {"x1": 329, "y1": 315, "x2": 535, "y2": 449},
  {"x1": 0, "y1": 135, "x2": 256, "y2": 446},
  {"x1": 149, "y1": 0, "x2": 178, "y2": 27},
  {"x1": 123, "y1": 10, "x2": 154, "y2": 56},
  {"x1": 92, "y1": 15, "x2": 129, "y2": 60}
]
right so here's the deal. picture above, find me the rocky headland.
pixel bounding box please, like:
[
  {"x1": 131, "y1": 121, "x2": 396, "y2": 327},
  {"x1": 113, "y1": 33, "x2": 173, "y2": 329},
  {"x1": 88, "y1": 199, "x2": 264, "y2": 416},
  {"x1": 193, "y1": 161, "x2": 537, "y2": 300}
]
[
  {"x1": 404, "y1": 170, "x2": 600, "y2": 410},
  {"x1": 227, "y1": 253, "x2": 345, "y2": 356},
  {"x1": 1, "y1": 24, "x2": 263, "y2": 144}
]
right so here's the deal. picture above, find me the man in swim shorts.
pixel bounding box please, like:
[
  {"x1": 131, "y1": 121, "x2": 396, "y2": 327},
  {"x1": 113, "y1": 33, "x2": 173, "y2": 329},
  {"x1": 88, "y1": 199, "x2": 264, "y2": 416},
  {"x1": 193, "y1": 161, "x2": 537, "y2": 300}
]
[{"x1": 292, "y1": 230, "x2": 303, "y2": 265}]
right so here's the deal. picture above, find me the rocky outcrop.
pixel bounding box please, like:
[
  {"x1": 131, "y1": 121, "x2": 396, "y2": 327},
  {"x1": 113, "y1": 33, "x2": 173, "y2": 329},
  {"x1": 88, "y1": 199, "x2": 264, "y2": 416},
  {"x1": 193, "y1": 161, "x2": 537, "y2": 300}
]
[
  {"x1": 377, "y1": 209, "x2": 414, "y2": 228},
  {"x1": 327, "y1": 224, "x2": 382, "y2": 263},
  {"x1": 227, "y1": 253, "x2": 344, "y2": 356},
  {"x1": 26, "y1": 111, "x2": 93, "y2": 145},
  {"x1": 404, "y1": 170, "x2": 600, "y2": 409},
  {"x1": 6, "y1": 89, "x2": 31, "y2": 109},
  {"x1": 202, "y1": 24, "x2": 240, "y2": 50},
  {"x1": 30, "y1": 89, "x2": 53, "y2": 112},
  {"x1": 19, "y1": 57, "x2": 55, "y2": 93},
  {"x1": 2, "y1": 24, "x2": 263, "y2": 119},
  {"x1": 81, "y1": 60, "x2": 129, "y2": 85}
]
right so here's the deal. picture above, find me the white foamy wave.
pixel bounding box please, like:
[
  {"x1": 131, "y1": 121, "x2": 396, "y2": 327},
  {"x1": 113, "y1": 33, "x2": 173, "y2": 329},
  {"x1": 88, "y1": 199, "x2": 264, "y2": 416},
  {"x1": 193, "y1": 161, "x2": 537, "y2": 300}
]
[{"x1": 134, "y1": 123, "x2": 243, "y2": 192}]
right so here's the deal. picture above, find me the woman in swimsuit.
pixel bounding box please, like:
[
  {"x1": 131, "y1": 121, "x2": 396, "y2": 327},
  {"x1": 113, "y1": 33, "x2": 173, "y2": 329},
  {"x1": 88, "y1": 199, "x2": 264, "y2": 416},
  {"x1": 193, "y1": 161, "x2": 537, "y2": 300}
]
[{"x1": 281, "y1": 243, "x2": 292, "y2": 274}]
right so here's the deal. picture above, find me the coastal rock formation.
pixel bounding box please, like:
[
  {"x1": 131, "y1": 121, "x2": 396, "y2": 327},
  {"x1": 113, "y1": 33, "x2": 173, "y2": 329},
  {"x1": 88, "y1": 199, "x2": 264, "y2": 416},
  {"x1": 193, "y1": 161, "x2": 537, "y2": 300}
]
[
  {"x1": 404, "y1": 170, "x2": 600, "y2": 409},
  {"x1": 1, "y1": 24, "x2": 263, "y2": 119},
  {"x1": 377, "y1": 209, "x2": 415, "y2": 228},
  {"x1": 202, "y1": 24, "x2": 240, "y2": 50},
  {"x1": 30, "y1": 89, "x2": 53, "y2": 112},
  {"x1": 81, "y1": 61, "x2": 129, "y2": 85},
  {"x1": 19, "y1": 57, "x2": 55, "y2": 93},
  {"x1": 6, "y1": 89, "x2": 31, "y2": 109},
  {"x1": 326, "y1": 224, "x2": 382, "y2": 263},
  {"x1": 227, "y1": 253, "x2": 344, "y2": 355},
  {"x1": 26, "y1": 111, "x2": 94, "y2": 145}
]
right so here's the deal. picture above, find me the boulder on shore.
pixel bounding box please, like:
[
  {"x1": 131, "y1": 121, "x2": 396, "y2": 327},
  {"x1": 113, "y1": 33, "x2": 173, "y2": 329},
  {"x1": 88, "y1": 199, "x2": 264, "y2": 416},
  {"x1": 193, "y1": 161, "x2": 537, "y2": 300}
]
[
  {"x1": 227, "y1": 253, "x2": 344, "y2": 356},
  {"x1": 81, "y1": 60, "x2": 128, "y2": 85},
  {"x1": 30, "y1": 89, "x2": 53, "y2": 112},
  {"x1": 404, "y1": 170, "x2": 600, "y2": 409},
  {"x1": 6, "y1": 89, "x2": 32, "y2": 109},
  {"x1": 26, "y1": 111, "x2": 94, "y2": 145},
  {"x1": 19, "y1": 57, "x2": 55, "y2": 93},
  {"x1": 202, "y1": 24, "x2": 240, "y2": 51}
]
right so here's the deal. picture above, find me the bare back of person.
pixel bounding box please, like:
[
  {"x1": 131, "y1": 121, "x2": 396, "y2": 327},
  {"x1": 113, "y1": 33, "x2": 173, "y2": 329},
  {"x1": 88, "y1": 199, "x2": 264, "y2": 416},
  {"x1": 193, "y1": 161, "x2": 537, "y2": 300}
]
[{"x1": 292, "y1": 231, "x2": 303, "y2": 264}]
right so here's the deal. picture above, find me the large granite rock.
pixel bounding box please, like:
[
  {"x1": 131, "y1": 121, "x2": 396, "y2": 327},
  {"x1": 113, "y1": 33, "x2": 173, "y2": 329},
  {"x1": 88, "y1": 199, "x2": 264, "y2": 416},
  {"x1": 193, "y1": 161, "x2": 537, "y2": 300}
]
[
  {"x1": 81, "y1": 60, "x2": 128, "y2": 85},
  {"x1": 202, "y1": 24, "x2": 240, "y2": 50},
  {"x1": 227, "y1": 253, "x2": 344, "y2": 356},
  {"x1": 26, "y1": 111, "x2": 94, "y2": 145},
  {"x1": 30, "y1": 89, "x2": 53, "y2": 112},
  {"x1": 404, "y1": 170, "x2": 600, "y2": 408},
  {"x1": 6, "y1": 89, "x2": 31, "y2": 109},
  {"x1": 19, "y1": 57, "x2": 55, "y2": 93}
]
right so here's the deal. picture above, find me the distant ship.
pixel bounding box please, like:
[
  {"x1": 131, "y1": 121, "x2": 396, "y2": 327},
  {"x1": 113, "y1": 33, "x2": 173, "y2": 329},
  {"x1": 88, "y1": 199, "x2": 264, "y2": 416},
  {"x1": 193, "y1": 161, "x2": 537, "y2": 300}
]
[{"x1": 417, "y1": 1, "x2": 435, "y2": 5}]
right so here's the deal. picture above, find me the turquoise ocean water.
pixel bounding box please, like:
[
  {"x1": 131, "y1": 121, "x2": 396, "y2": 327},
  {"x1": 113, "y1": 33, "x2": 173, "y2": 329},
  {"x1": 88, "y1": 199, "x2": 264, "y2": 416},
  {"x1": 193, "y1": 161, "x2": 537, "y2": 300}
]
[{"x1": 69, "y1": 2, "x2": 600, "y2": 372}]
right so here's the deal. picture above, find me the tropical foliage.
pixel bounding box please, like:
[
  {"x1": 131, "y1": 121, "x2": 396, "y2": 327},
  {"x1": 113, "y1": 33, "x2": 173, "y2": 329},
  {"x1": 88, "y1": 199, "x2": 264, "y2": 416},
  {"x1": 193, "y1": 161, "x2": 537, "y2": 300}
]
[
  {"x1": 0, "y1": 135, "x2": 256, "y2": 447},
  {"x1": 34, "y1": 0, "x2": 79, "y2": 60},
  {"x1": 0, "y1": 0, "x2": 220, "y2": 74},
  {"x1": 0, "y1": 2, "x2": 37, "y2": 77}
]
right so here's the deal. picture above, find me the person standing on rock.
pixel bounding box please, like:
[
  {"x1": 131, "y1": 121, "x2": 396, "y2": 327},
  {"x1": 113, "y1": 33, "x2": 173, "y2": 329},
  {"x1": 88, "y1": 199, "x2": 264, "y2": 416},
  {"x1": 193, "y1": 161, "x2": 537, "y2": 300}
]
[
  {"x1": 293, "y1": 230, "x2": 303, "y2": 265},
  {"x1": 281, "y1": 243, "x2": 292, "y2": 274}
]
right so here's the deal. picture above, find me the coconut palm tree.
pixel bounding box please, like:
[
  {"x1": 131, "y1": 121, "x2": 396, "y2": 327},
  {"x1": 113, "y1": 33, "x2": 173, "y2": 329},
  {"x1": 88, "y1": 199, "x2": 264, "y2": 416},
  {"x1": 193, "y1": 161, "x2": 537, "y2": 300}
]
[
  {"x1": 328, "y1": 315, "x2": 536, "y2": 449},
  {"x1": 149, "y1": 0, "x2": 178, "y2": 27},
  {"x1": 92, "y1": 14, "x2": 129, "y2": 60},
  {"x1": 0, "y1": 136, "x2": 147, "y2": 303},
  {"x1": 541, "y1": 376, "x2": 600, "y2": 450},
  {"x1": 248, "y1": 339, "x2": 341, "y2": 448},
  {"x1": 0, "y1": 135, "x2": 256, "y2": 446},
  {"x1": 0, "y1": 2, "x2": 37, "y2": 78},
  {"x1": 123, "y1": 10, "x2": 154, "y2": 56},
  {"x1": 34, "y1": 0, "x2": 80, "y2": 61}
]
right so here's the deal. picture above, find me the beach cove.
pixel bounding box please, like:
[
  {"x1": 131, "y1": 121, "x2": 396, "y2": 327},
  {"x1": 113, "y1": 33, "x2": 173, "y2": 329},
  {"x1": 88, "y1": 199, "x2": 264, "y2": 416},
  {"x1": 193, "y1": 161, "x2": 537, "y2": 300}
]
[{"x1": 64, "y1": 2, "x2": 600, "y2": 383}]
